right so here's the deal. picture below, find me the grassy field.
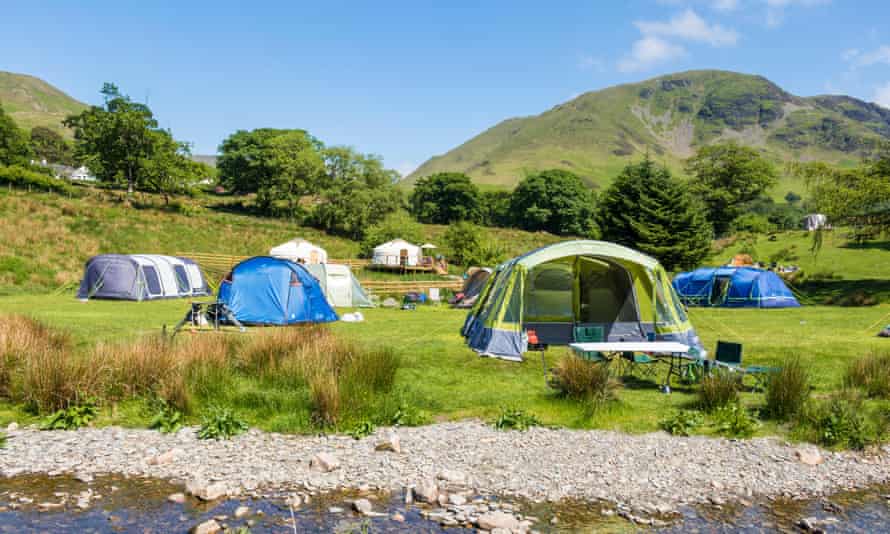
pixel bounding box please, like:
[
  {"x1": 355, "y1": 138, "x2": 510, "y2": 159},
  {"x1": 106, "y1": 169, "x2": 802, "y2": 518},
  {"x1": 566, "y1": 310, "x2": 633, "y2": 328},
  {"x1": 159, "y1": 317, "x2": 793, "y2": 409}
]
[{"x1": 2, "y1": 293, "x2": 889, "y2": 439}]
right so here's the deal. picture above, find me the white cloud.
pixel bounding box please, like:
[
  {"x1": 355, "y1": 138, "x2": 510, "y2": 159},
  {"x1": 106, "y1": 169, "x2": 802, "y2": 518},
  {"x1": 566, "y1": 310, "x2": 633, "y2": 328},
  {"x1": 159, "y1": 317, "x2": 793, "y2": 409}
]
[
  {"x1": 763, "y1": 0, "x2": 830, "y2": 28},
  {"x1": 845, "y1": 45, "x2": 890, "y2": 68},
  {"x1": 618, "y1": 36, "x2": 687, "y2": 73},
  {"x1": 874, "y1": 82, "x2": 890, "y2": 109},
  {"x1": 635, "y1": 9, "x2": 739, "y2": 46},
  {"x1": 578, "y1": 55, "x2": 606, "y2": 72}
]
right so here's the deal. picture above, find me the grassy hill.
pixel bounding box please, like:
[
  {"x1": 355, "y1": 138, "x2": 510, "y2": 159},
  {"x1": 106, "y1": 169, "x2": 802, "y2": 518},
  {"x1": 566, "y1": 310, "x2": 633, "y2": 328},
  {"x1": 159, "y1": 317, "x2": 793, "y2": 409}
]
[
  {"x1": 0, "y1": 71, "x2": 88, "y2": 135},
  {"x1": 408, "y1": 70, "x2": 890, "y2": 195},
  {"x1": 0, "y1": 188, "x2": 561, "y2": 294}
]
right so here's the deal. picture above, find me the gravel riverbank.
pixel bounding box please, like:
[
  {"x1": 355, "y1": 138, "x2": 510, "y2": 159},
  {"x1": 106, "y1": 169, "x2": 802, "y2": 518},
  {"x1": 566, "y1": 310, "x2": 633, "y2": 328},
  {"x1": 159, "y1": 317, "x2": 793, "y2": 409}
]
[{"x1": 2, "y1": 422, "x2": 889, "y2": 515}]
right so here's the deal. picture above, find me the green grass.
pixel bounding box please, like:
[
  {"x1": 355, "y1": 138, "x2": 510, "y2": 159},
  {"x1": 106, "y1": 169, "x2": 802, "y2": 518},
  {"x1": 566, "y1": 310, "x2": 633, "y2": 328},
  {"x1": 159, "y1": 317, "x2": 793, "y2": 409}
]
[
  {"x1": 3, "y1": 293, "x2": 889, "y2": 438},
  {"x1": 0, "y1": 71, "x2": 88, "y2": 135}
]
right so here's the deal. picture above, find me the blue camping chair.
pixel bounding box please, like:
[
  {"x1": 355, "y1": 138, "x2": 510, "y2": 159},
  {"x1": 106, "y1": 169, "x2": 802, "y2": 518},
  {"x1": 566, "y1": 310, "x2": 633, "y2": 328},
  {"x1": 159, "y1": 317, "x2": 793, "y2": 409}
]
[{"x1": 713, "y1": 341, "x2": 779, "y2": 390}]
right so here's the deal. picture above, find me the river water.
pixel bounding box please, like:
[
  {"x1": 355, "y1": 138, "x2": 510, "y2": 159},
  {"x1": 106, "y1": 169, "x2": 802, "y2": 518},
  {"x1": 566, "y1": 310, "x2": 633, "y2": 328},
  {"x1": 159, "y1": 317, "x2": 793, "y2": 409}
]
[{"x1": 0, "y1": 474, "x2": 888, "y2": 532}]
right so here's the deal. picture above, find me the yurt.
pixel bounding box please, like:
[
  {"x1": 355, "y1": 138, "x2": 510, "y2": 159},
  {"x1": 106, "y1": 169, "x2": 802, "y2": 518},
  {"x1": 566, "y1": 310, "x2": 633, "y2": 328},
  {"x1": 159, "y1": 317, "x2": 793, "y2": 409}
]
[
  {"x1": 269, "y1": 239, "x2": 328, "y2": 264},
  {"x1": 217, "y1": 257, "x2": 338, "y2": 325},
  {"x1": 672, "y1": 266, "x2": 801, "y2": 308},
  {"x1": 461, "y1": 241, "x2": 703, "y2": 361},
  {"x1": 305, "y1": 263, "x2": 373, "y2": 308},
  {"x1": 77, "y1": 254, "x2": 210, "y2": 301},
  {"x1": 372, "y1": 239, "x2": 422, "y2": 267}
]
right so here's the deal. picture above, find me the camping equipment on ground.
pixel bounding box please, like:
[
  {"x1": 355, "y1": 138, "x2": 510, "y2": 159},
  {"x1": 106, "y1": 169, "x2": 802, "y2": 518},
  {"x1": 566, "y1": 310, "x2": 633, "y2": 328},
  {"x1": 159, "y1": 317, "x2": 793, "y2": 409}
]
[
  {"x1": 712, "y1": 340, "x2": 781, "y2": 390},
  {"x1": 879, "y1": 326, "x2": 890, "y2": 338},
  {"x1": 804, "y1": 214, "x2": 828, "y2": 231},
  {"x1": 304, "y1": 263, "x2": 373, "y2": 308},
  {"x1": 461, "y1": 240, "x2": 704, "y2": 361},
  {"x1": 672, "y1": 266, "x2": 801, "y2": 308},
  {"x1": 269, "y1": 238, "x2": 328, "y2": 264},
  {"x1": 372, "y1": 239, "x2": 422, "y2": 267},
  {"x1": 172, "y1": 301, "x2": 245, "y2": 336},
  {"x1": 452, "y1": 268, "x2": 492, "y2": 308},
  {"x1": 217, "y1": 256, "x2": 338, "y2": 325},
  {"x1": 77, "y1": 254, "x2": 210, "y2": 301}
]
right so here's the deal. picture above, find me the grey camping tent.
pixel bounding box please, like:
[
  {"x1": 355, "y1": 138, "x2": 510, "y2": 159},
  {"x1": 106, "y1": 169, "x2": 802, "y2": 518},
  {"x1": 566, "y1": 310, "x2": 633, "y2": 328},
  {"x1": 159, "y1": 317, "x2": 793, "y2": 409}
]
[
  {"x1": 452, "y1": 268, "x2": 492, "y2": 308},
  {"x1": 305, "y1": 263, "x2": 373, "y2": 307},
  {"x1": 77, "y1": 254, "x2": 210, "y2": 301}
]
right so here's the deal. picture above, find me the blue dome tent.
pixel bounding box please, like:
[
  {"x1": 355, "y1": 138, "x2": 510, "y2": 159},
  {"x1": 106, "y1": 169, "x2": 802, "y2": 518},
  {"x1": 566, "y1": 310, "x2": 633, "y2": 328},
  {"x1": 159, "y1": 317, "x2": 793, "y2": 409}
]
[
  {"x1": 218, "y1": 257, "x2": 339, "y2": 325},
  {"x1": 673, "y1": 266, "x2": 800, "y2": 308}
]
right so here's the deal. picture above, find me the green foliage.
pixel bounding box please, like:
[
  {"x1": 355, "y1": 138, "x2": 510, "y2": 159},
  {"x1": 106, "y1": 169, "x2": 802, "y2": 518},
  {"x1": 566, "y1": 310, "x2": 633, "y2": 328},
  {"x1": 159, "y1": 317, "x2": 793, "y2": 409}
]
[
  {"x1": 197, "y1": 406, "x2": 248, "y2": 440},
  {"x1": 698, "y1": 369, "x2": 742, "y2": 412},
  {"x1": 0, "y1": 102, "x2": 32, "y2": 167},
  {"x1": 41, "y1": 398, "x2": 99, "y2": 430},
  {"x1": 800, "y1": 393, "x2": 879, "y2": 450},
  {"x1": 731, "y1": 213, "x2": 773, "y2": 235},
  {"x1": 845, "y1": 352, "x2": 890, "y2": 399},
  {"x1": 598, "y1": 157, "x2": 712, "y2": 270},
  {"x1": 768, "y1": 245, "x2": 799, "y2": 265},
  {"x1": 492, "y1": 406, "x2": 540, "y2": 431},
  {"x1": 443, "y1": 221, "x2": 506, "y2": 267},
  {"x1": 660, "y1": 410, "x2": 704, "y2": 436},
  {"x1": 0, "y1": 432, "x2": 6, "y2": 448},
  {"x1": 685, "y1": 142, "x2": 778, "y2": 237},
  {"x1": 323, "y1": 146, "x2": 398, "y2": 189},
  {"x1": 64, "y1": 83, "x2": 202, "y2": 196},
  {"x1": 479, "y1": 189, "x2": 513, "y2": 227},
  {"x1": 348, "y1": 420, "x2": 376, "y2": 439},
  {"x1": 509, "y1": 169, "x2": 598, "y2": 236},
  {"x1": 764, "y1": 356, "x2": 810, "y2": 420},
  {"x1": 784, "y1": 191, "x2": 801, "y2": 205},
  {"x1": 714, "y1": 402, "x2": 760, "y2": 438},
  {"x1": 30, "y1": 126, "x2": 73, "y2": 166},
  {"x1": 313, "y1": 183, "x2": 404, "y2": 240},
  {"x1": 149, "y1": 400, "x2": 184, "y2": 434},
  {"x1": 552, "y1": 356, "x2": 621, "y2": 413},
  {"x1": 357, "y1": 210, "x2": 423, "y2": 257},
  {"x1": 390, "y1": 401, "x2": 430, "y2": 427},
  {"x1": 410, "y1": 172, "x2": 482, "y2": 224},
  {"x1": 747, "y1": 196, "x2": 807, "y2": 231},
  {"x1": 0, "y1": 165, "x2": 80, "y2": 195}
]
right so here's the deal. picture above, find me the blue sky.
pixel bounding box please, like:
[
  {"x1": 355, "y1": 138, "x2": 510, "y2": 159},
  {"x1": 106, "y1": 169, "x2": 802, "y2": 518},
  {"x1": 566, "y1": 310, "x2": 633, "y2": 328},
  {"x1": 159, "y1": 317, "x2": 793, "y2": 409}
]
[{"x1": 3, "y1": 0, "x2": 890, "y2": 175}]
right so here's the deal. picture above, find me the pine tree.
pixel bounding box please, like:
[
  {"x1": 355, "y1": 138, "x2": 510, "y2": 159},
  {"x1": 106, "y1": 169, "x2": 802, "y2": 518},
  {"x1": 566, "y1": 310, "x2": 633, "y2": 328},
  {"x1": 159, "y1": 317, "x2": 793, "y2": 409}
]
[{"x1": 598, "y1": 157, "x2": 713, "y2": 271}]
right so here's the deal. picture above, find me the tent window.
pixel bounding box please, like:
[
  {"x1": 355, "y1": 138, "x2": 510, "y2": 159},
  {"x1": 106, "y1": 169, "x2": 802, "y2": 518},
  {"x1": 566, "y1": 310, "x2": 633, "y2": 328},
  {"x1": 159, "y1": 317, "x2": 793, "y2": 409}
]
[
  {"x1": 710, "y1": 276, "x2": 731, "y2": 305},
  {"x1": 173, "y1": 265, "x2": 190, "y2": 293},
  {"x1": 142, "y1": 266, "x2": 162, "y2": 295}
]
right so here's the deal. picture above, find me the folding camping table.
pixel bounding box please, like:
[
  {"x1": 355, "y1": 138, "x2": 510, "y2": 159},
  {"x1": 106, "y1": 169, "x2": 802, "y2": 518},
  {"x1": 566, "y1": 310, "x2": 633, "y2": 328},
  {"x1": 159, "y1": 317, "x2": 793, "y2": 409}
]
[{"x1": 568, "y1": 341, "x2": 693, "y2": 393}]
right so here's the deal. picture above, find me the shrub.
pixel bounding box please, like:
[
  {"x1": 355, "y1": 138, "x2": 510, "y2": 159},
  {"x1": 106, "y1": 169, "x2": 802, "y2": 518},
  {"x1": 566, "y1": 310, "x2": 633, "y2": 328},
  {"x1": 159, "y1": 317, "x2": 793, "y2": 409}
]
[
  {"x1": 348, "y1": 420, "x2": 376, "y2": 440},
  {"x1": 197, "y1": 406, "x2": 248, "y2": 440},
  {"x1": 698, "y1": 369, "x2": 742, "y2": 412},
  {"x1": 660, "y1": 410, "x2": 704, "y2": 436},
  {"x1": 492, "y1": 406, "x2": 540, "y2": 431},
  {"x1": 0, "y1": 315, "x2": 73, "y2": 400},
  {"x1": 0, "y1": 165, "x2": 81, "y2": 196},
  {"x1": 714, "y1": 402, "x2": 760, "y2": 438},
  {"x1": 764, "y1": 356, "x2": 811, "y2": 420},
  {"x1": 799, "y1": 393, "x2": 874, "y2": 449},
  {"x1": 825, "y1": 290, "x2": 878, "y2": 307},
  {"x1": 845, "y1": 352, "x2": 890, "y2": 398},
  {"x1": 41, "y1": 397, "x2": 99, "y2": 430},
  {"x1": 149, "y1": 400, "x2": 184, "y2": 434},
  {"x1": 309, "y1": 373, "x2": 340, "y2": 427},
  {"x1": 553, "y1": 356, "x2": 621, "y2": 405},
  {"x1": 390, "y1": 400, "x2": 430, "y2": 427}
]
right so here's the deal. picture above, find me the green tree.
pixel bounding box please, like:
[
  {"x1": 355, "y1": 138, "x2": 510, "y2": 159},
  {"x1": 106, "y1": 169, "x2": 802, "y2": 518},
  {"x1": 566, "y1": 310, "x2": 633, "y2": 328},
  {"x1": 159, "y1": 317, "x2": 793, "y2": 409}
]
[
  {"x1": 409, "y1": 172, "x2": 482, "y2": 224},
  {"x1": 358, "y1": 210, "x2": 423, "y2": 257},
  {"x1": 312, "y1": 182, "x2": 404, "y2": 240},
  {"x1": 255, "y1": 130, "x2": 325, "y2": 216},
  {"x1": 217, "y1": 128, "x2": 291, "y2": 193},
  {"x1": 29, "y1": 126, "x2": 73, "y2": 166},
  {"x1": 0, "y1": 102, "x2": 32, "y2": 167},
  {"x1": 140, "y1": 133, "x2": 209, "y2": 203},
  {"x1": 784, "y1": 191, "x2": 801, "y2": 205},
  {"x1": 64, "y1": 83, "x2": 160, "y2": 193},
  {"x1": 480, "y1": 189, "x2": 512, "y2": 227},
  {"x1": 599, "y1": 158, "x2": 713, "y2": 271},
  {"x1": 443, "y1": 221, "x2": 506, "y2": 267},
  {"x1": 509, "y1": 169, "x2": 598, "y2": 236},
  {"x1": 323, "y1": 146, "x2": 397, "y2": 189},
  {"x1": 685, "y1": 143, "x2": 778, "y2": 236}
]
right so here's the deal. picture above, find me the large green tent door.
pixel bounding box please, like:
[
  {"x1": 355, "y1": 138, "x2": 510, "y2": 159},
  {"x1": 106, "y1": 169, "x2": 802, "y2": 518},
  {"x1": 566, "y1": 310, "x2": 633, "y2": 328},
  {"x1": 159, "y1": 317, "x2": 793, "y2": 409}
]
[{"x1": 577, "y1": 256, "x2": 640, "y2": 324}]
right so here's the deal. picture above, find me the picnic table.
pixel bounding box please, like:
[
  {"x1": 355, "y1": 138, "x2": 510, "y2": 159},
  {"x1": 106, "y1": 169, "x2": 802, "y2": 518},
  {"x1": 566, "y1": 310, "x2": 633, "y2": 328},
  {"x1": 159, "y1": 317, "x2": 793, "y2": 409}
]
[{"x1": 568, "y1": 341, "x2": 699, "y2": 393}]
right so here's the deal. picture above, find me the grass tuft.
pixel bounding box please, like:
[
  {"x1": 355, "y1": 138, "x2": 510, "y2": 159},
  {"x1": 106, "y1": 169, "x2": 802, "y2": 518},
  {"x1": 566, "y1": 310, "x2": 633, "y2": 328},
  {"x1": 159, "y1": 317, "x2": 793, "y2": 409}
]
[
  {"x1": 844, "y1": 351, "x2": 890, "y2": 399},
  {"x1": 698, "y1": 369, "x2": 742, "y2": 412},
  {"x1": 764, "y1": 355, "x2": 811, "y2": 420}
]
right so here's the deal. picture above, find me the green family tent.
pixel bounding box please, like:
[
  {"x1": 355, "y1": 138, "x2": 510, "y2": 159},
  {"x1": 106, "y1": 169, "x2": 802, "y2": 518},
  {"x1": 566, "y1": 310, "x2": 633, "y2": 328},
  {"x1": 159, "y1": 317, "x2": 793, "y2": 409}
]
[
  {"x1": 461, "y1": 240, "x2": 704, "y2": 361},
  {"x1": 305, "y1": 263, "x2": 373, "y2": 308}
]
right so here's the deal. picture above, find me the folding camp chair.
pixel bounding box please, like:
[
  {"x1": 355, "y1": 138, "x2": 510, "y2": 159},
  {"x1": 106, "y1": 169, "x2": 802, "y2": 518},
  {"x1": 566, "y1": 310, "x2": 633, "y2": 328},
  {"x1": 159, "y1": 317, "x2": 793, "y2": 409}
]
[
  {"x1": 621, "y1": 352, "x2": 658, "y2": 378},
  {"x1": 570, "y1": 325, "x2": 606, "y2": 362},
  {"x1": 713, "y1": 341, "x2": 779, "y2": 391}
]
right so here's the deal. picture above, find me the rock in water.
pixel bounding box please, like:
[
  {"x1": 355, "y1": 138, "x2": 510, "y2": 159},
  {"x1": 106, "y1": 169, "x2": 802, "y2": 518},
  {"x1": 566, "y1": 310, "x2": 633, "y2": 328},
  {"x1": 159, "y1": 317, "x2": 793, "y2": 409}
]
[
  {"x1": 186, "y1": 479, "x2": 228, "y2": 501},
  {"x1": 477, "y1": 511, "x2": 520, "y2": 531},
  {"x1": 191, "y1": 519, "x2": 221, "y2": 534},
  {"x1": 353, "y1": 498, "x2": 373, "y2": 515},
  {"x1": 168, "y1": 493, "x2": 187, "y2": 504},
  {"x1": 413, "y1": 480, "x2": 439, "y2": 504},
  {"x1": 310, "y1": 452, "x2": 340, "y2": 472},
  {"x1": 234, "y1": 505, "x2": 250, "y2": 518}
]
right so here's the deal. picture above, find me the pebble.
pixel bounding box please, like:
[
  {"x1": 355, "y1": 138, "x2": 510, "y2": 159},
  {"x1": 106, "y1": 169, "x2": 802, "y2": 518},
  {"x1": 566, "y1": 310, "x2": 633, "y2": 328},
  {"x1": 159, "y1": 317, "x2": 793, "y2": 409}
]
[
  {"x1": 167, "y1": 493, "x2": 187, "y2": 504},
  {"x1": 234, "y1": 505, "x2": 250, "y2": 518},
  {"x1": 191, "y1": 518, "x2": 221, "y2": 534}
]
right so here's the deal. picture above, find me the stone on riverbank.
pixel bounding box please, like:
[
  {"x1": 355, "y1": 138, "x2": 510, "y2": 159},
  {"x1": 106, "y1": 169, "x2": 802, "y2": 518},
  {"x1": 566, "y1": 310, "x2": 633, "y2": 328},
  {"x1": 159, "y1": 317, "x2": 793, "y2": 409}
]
[
  {"x1": 186, "y1": 479, "x2": 228, "y2": 501},
  {"x1": 191, "y1": 518, "x2": 221, "y2": 534},
  {"x1": 310, "y1": 452, "x2": 339, "y2": 472},
  {"x1": 413, "y1": 480, "x2": 439, "y2": 504},
  {"x1": 477, "y1": 510, "x2": 520, "y2": 530}
]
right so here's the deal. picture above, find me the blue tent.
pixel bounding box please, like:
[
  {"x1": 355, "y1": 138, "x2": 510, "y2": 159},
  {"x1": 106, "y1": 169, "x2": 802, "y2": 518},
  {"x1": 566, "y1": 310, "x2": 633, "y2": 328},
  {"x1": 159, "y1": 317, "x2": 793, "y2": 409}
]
[
  {"x1": 673, "y1": 266, "x2": 800, "y2": 308},
  {"x1": 217, "y1": 256, "x2": 339, "y2": 325}
]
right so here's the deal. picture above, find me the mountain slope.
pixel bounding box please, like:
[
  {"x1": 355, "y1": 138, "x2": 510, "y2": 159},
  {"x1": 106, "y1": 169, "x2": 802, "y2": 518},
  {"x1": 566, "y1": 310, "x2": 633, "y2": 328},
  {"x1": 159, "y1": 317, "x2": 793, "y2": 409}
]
[
  {"x1": 408, "y1": 70, "x2": 890, "y2": 189},
  {"x1": 0, "y1": 71, "x2": 88, "y2": 134}
]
